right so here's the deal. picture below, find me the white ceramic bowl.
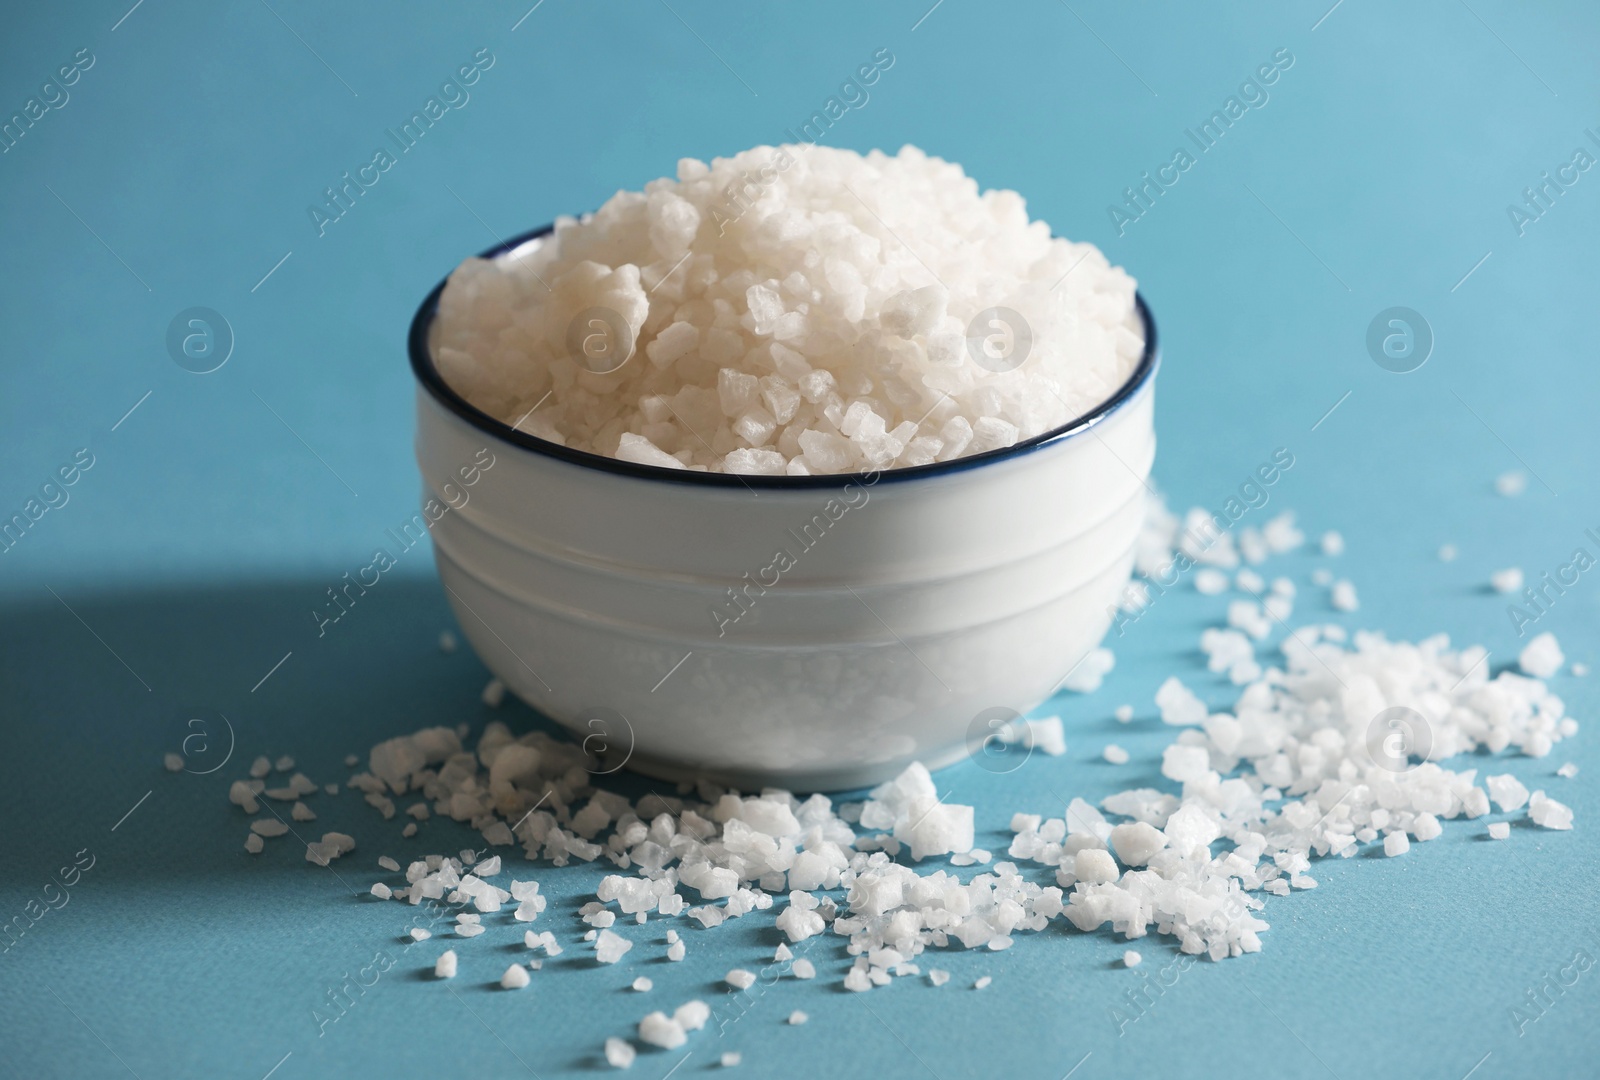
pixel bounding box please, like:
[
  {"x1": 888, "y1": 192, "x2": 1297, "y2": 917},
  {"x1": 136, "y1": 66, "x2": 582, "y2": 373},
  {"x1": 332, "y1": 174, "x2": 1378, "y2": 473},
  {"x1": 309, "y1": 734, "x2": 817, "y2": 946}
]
[{"x1": 409, "y1": 225, "x2": 1159, "y2": 791}]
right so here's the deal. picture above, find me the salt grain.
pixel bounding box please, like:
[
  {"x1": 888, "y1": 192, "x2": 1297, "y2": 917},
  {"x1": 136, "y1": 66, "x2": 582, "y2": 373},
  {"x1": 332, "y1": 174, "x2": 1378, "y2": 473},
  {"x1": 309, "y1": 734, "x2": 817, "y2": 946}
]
[
  {"x1": 1102, "y1": 745, "x2": 1129, "y2": 765},
  {"x1": 791, "y1": 958, "x2": 814, "y2": 979},
  {"x1": 1519, "y1": 633, "x2": 1565, "y2": 678},
  {"x1": 501, "y1": 964, "x2": 531, "y2": 990},
  {"x1": 1491, "y1": 568, "x2": 1524, "y2": 594},
  {"x1": 481, "y1": 678, "x2": 506, "y2": 708},
  {"x1": 595, "y1": 929, "x2": 632, "y2": 964},
  {"x1": 726, "y1": 969, "x2": 756, "y2": 990},
  {"x1": 1495, "y1": 471, "x2": 1527, "y2": 497},
  {"x1": 1114, "y1": 705, "x2": 1134, "y2": 723},
  {"x1": 1488, "y1": 822, "x2": 1511, "y2": 840},
  {"x1": 974, "y1": 976, "x2": 992, "y2": 990},
  {"x1": 1123, "y1": 950, "x2": 1142, "y2": 968},
  {"x1": 631, "y1": 977, "x2": 652, "y2": 992},
  {"x1": 435, "y1": 950, "x2": 457, "y2": 979},
  {"x1": 1383, "y1": 833, "x2": 1409, "y2": 857},
  {"x1": 244, "y1": 833, "x2": 264, "y2": 854},
  {"x1": 721, "y1": 1052, "x2": 741, "y2": 1068},
  {"x1": 163, "y1": 752, "x2": 184, "y2": 772},
  {"x1": 1438, "y1": 544, "x2": 1458, "y2": 562},
  {"x1": 788, "y1": 1010, "x2": 809, "y2": 1025},
  {"x1": 605, "y1": 1037, "x2": 636, "y2": 1068}
]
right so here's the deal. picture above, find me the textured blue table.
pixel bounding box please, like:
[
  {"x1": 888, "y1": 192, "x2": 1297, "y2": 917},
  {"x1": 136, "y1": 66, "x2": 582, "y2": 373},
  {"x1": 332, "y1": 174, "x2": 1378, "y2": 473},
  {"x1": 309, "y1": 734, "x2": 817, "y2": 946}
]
[{"x1": 3, "y1": 2, "x2": 1598, "y2": 1077}]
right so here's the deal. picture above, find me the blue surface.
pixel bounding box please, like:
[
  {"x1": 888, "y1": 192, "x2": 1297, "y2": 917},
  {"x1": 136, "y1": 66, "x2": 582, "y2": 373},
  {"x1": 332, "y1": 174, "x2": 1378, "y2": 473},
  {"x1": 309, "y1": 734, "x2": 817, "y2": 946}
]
[{"x1": 3, "y1": 2, "x2": 1598, "y2": 1078}]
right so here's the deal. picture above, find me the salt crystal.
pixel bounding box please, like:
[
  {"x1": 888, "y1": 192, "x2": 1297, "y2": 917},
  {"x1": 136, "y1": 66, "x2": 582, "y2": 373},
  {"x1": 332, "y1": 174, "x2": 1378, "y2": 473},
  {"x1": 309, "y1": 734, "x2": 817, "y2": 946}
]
[
  {"x1": 928, "y1": 969, "x2": 949, "y2": 987},
  {"x1": 788, "y1": 1010, "x2": 809, "y2": 1025},
  {"x1": 379, "y1": 856, "x2": 400, "y2": 872},
  {"x1": 605, "y1": 1037, "x2": 636, "y2": 1068},
  {"x1": 974, "y1": 976, "x2": 992, "y2": 990},
  {"x1": 631, "y1": 977, "x2": 652, "y2": 992},
  {"x1": 725, "y1": 969, "x2": 756, "y2": 990},
  {"x1": 667, "y1": 941, "x2": 686, "y2": 962},
  {"x1": 370, "y1": 882, "x2": 392, "y2": 900},
  {"x1": 1194, "y1": 569, "x2": 1228, "y2": 595},
  {"x1": 1123, "y1": 951, "x2": 1142, "y2": 968},
  {"x1": 1413, "y1": 813, "x2": 1442, "y2": 842},
  {"x1": 249, "y1": 756, "x2": 270, "y2": 779},
  {"x1": 291, "y1": 802, "x2": 316, "y2": 822},
  {"x1": 791, "y1": 958, "x2": 815, "y2": 979},
  {"x1": 410, "y1": 928, "x2": 431, "y2": 942},
  {"x1": 1114, "y1": 705, "x2": 1134, "y2": 723},
  {"x1": 244, "y1": 833, "x2": 264, "y2": 854},
  {"x1": 501, "y1": 964, "x2": 531, "y2": 990},
  {"x1": 1495, "y1": 471, "x2": 1527, "y2": 497},
  {"x1": 434, "y1": 950, "x2": 457, "y2": 979},
  {"x1": 1491, "y1": 568, "x2": 1524, "y2": 594},
  {"x1": 250, "y1": 819, "x2": 288, "y2": 838},
  {"x1": 482, "y1": 678, "x2": 506, "y2": 707},
  {"x1": 595, "y1": 929, "x2": 632, "y2": 964},
  {"x1": 1528, "y1": 791, "x2": 1574, "y2": 830},
  {"x1": 274, "y1": 755, "x2": 294, "y2": 772},
  {"x1": 637, "y1": 1013, "x2": 687, "y2": 1050},
  {"x1": 1103, "y1": 745, "x2": 1129, "y2": 765},
  {"x1": 721, "y1": 1052, "x2": 742, "y2": 1068},
  {"x1": 1311, "y1": 568, "x2": 1334, "y2": 586},
  {"x1": 1330, "y1": 580, "x2": 1359, "y2": 612},
  {"x1": 1488, "y1": 822, "x2": 1510, "y2": 840},
  {"x1": 402, "y1": 823, "x2": 418, "y2": 838},
  {"x1": 1557, "y1": 763, "x2": 1578, "y2": 778},
  {"x1": 1486, "y1": 774, "x2": 1530, "y2": 812},
  {"x1": 1519, "y1": 633, "x2": 1565, "y2": 678},
  {"x1": 674, "y1": 1000, "x2": 710, "y2": 1031},
  {"x1": 1383, "y1": 832, "x2": 1409, "y2": 857},
  {"x1": 1320, "y1": 531, "x2": 1345, "y2": 556},
  {"x1": 163, "y1": 752, "x2": 184, "y2": 772}
]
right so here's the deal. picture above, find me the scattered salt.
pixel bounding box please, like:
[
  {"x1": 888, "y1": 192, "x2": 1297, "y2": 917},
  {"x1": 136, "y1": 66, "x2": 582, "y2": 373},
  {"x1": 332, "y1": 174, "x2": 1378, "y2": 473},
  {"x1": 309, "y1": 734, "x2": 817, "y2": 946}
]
[
  {"x1": 1102, "y1": 745, "x2": 1129, "y2": 765},
  {"x1": 788, "y1": 1010, "x2": 809, "y2": 1025},
  {"x1": 1488, "y1": 822, "x2": 1511, "y2": 840},
  {"x1": 501, "y1": 964, "x2": 531, "y2": 990},
  {"x1": 1320, "y1": 531, "x2": 1345, "y2": 556},
  {"x1": 974, "y1": 976, "x2": 992, "y2": 990},
  {"x1": 1123, "y1": 950, "x2": 1142, "y2": 968},
  {"x1": 725, "y1": 969, "x2": 756, "y2": 990},
  {"x1": 631, "y1": 977, "x2": 652, "y2": 992},
  {"x1": 434, "y1": 950, "x2": 457, "y2": 979}
]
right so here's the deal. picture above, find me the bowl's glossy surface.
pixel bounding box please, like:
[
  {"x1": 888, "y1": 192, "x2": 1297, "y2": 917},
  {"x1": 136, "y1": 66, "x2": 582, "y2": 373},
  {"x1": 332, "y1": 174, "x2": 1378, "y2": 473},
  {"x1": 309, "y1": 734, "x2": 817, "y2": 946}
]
[{"x1": 410, "y1": 226, "x2": 1160, "y2": 790}]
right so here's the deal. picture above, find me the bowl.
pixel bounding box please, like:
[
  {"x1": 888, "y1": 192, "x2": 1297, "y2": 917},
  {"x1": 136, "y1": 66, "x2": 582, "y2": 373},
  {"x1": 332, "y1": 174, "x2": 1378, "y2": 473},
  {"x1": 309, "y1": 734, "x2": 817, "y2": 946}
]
[{"x1": 409, "y1": 224, "x2": 1160, "y2": 791}]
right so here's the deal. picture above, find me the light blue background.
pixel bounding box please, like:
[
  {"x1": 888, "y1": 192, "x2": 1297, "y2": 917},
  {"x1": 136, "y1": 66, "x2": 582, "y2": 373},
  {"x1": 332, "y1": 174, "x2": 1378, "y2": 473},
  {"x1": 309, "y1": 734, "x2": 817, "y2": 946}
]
[{"x1": 3, "y1": 2, "x2": 1597, "y2": 1077}]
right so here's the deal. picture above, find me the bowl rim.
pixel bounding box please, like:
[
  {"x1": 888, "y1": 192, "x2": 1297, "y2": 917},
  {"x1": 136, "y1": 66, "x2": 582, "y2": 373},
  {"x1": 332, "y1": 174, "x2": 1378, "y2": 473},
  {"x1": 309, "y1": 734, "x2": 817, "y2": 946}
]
[{"x1": 409, "y1": 223, "x2": 1159, "y2": 490}]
